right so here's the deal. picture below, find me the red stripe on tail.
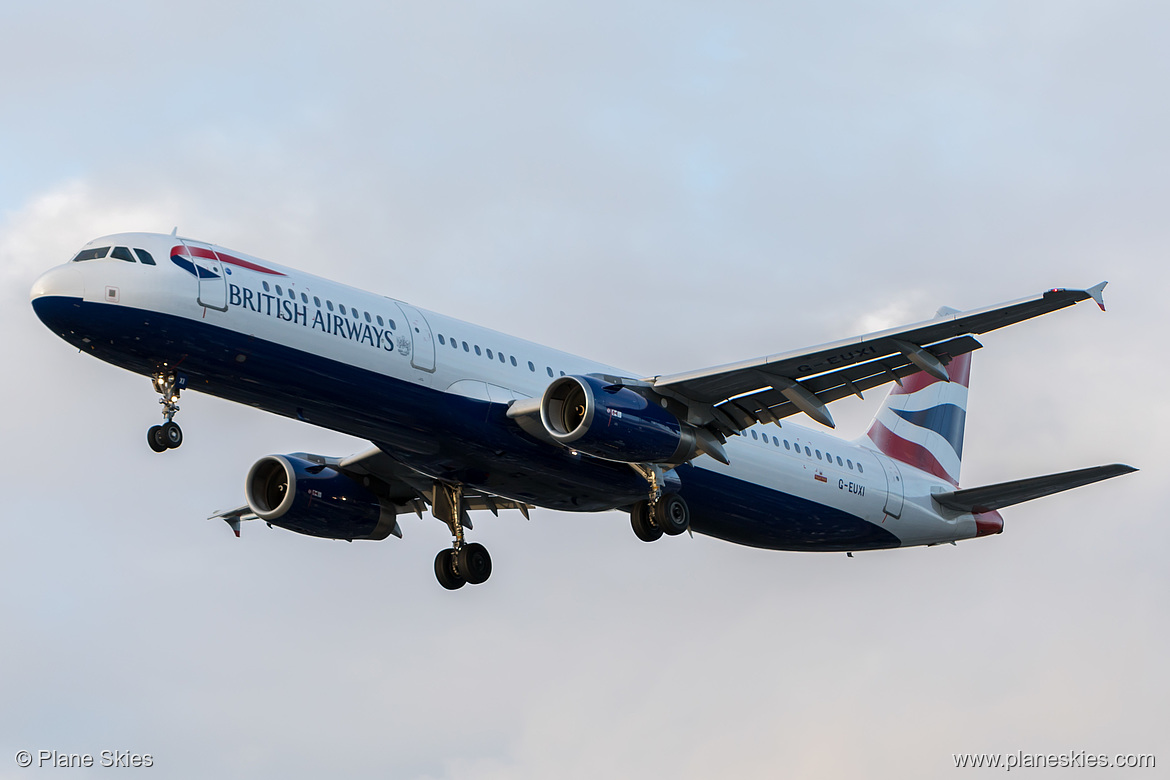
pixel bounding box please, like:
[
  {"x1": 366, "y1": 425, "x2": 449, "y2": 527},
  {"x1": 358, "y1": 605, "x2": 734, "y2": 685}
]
[{"x1": 867, "y1": 420, "x2": 959, "y2": 486}]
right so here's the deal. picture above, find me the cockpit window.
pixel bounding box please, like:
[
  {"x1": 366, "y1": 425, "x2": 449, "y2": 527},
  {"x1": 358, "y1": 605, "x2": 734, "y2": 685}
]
[
  {"x1": 111, "y1": 247, "x2": 136, "y2": 263},
  {"x1": 134, "y1": 248, "x2": 157, "y2": 265},
  {"x1": 72, "y1": 247, "x2": 110, "y2": 262}
]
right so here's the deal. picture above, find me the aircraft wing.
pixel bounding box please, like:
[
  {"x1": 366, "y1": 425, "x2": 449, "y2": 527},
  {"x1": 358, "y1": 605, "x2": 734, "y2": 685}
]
[
  {"x1": 644, "y1": 283, "x2": 1107, "y2": 436},
  {"x1": 932, "y1": 464, "x2": 1137, "y2": 513},
  {"x1": 208, "y1": 445, "x2": 532, "y2": 538},
  {"x1": 340, "y1": 446, "x2": 533, "y2": 520}
]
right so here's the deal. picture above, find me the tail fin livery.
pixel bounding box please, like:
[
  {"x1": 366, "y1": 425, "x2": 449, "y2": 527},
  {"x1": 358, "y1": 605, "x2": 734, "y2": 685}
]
[{"x1": 864, "y1": 351, "x2": 971, "y2": 486}]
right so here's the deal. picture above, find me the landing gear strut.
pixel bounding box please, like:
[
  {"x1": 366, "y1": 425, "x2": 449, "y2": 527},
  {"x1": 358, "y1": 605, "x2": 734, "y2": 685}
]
[
  {"x1": 147, "y1": 371, "x2": 183, "y2": 452},
  {"x1": 431, "y1": 483, "x2": 492, "y2": 590}
]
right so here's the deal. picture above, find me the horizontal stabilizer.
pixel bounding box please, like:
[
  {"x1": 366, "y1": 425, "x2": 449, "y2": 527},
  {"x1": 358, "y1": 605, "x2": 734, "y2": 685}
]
[{"x1": 933, "y1": 464, "x2": 1137, "y2": 513}]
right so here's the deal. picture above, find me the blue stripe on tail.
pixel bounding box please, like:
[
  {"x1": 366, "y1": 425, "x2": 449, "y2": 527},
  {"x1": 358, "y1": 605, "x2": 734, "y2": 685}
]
[{"x1": 891, "y1": 404, "x2": 966, "y2": 458}]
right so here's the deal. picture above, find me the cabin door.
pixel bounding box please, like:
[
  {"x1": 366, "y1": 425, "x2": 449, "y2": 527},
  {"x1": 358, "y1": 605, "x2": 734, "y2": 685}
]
[{"x1": 394, "y1": 302, "x2": 436, "y2": 372}]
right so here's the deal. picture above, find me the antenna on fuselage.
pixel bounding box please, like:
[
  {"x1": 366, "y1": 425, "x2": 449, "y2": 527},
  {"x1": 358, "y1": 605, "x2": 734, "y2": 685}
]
[{"x1": 170, "y1": 226, "x2": 178, "y2": 237}]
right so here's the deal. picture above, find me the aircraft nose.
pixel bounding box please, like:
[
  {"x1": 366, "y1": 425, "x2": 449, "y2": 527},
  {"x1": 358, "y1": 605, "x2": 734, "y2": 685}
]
[
  {"x1": 30, "y1": 265, "x2": 86, "y2": 332},
  {"x1": 30, "y1": 264, "x2": 85, "y2": 301}
]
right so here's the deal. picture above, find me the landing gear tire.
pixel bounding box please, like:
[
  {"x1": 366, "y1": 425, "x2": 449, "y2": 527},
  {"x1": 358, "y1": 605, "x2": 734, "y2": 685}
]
[
  {"x1": 653, "y1": 494, "x2": 690, "y2": 536},
  {"x1": 435, "y1": 548, "x2": 466, "y2": 590},
  {"x1": 631, "y1": 500, "x2": 663, "y2": 542},
  {"x1": 147, "y1": 425, "x2": 168, "y2": 453},
  {"x1": 161, "y1": 421, "x2": 183, "y2": 449},
  {"x1": 149, "y1": 370, "x2": 183, "y2": 452},
  {"x1": 458, "y1": 542, "x2": 492, "y2": 585}
]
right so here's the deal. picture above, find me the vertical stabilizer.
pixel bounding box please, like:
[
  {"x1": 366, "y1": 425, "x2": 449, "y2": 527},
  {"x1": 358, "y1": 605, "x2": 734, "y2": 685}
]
[{"x1": 864, "y1": 351, "x2": 971, "y2": 486}]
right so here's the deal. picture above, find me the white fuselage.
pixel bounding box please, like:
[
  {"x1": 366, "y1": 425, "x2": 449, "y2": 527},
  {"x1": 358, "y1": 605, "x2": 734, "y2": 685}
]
[{"x1": 31, "y1": 232, "x2": 986, "y2": 551}]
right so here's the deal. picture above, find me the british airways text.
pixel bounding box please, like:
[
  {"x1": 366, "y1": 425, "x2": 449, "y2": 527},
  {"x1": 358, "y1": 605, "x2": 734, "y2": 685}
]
[{"x1": 228, "y1": 284, "x2": 402, "y2": 354}]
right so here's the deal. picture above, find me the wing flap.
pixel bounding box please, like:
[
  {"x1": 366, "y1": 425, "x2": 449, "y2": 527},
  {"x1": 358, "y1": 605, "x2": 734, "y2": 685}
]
[
  {"x1": 711, "y1": 336, "x2": 983, "y2": 431},
  {"x1": 932, "y1": 464, "x2": 1137, "y2": 513},
  {"x1": 341, "y1": 446, "x2": 533, "y2": 518}
]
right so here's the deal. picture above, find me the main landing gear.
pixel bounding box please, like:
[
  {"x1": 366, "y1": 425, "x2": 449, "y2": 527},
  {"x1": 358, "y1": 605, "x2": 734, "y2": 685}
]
[
  {"x1": 147, "y1": 371, "x2": 183, "y2": 453},
  {"x1": 630, "y1": 494, "x2": 690, "y2": 542},
  {"x1": 432, "y1": 483, "x2": 492, "y2": 590},
  {"x1": 627, "y1": 462, "x2": 690, "y2": 542}
]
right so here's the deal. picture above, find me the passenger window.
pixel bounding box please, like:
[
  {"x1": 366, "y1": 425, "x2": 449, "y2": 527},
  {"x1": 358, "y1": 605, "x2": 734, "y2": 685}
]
[
  {"x1": 451, "y1": 339, "x2": 458, "y2": 349},
  {"x1": 847, "y1": 459, "x2": 854, "y2": 470},
  {"x1": 546, "y1": 367, "x2": 554, "y2": 377},
  {"x1": 751, "y1": 430, "x2": 758, "y2": 440},
  {"x1": 784, "y1": 440, "x2": 791, "y2": 450},
  {"x1": 339, "y1": 304, "x2": 346, "y2": 315},
  {"x1": 560, "y1": 370, "x2": 566, "y2": 376},
  {"x1": 314, "y1": 296, "x2": 321, "y2": 307},
  {"x1": 111, "y1": 246, "x2": 136, "y2": 263},
  {"x1": 364, "y1": 312, "x2": 372, "y2": 323},
  {"x1": 377, "y1": 315, "x2": 384, "y2": 327},
  {"x1": 263, "y1": 281, "x2": 271, "y2": 292},
  {"x1": 388, "y1": 320, "x2": 396, "y2": 330},
  {"x1": 438, "y1": 335, "x2": 446, "y2": 345},
  {"x1": 857, "y1": 463, "x2": 864, "y2": 473},
  {"x1": 486, "y1": 349, "x2": 493, "y2": 359},
  {"x1": 816, "y1": 450, "x2": 822, "y2": 460},
  {"x1": 511, "y1": 356, "x2": 517, "y2": 367},
  {"x1": 474, "y1": 346, "x2": 482, "y2": 356},
  {"x1": 276, "y1": 285, "x2": 284, "y2": 296},
  {"x1": 327, "y1": 300, "x2": 334, "y2": 312},
  {"x1": 463, "y1": 342, "x2": 470, "y2": 352},
  {"x1": 836, "y1": 456, "x2": 843, "y2": 466},
  {"x1": 288, "y1": 289, "x2": 295, "y2": 300},
  {"x1": 528, "y1": 361, "x2": 535, "y2": 372},
  {"x1": 499, "y1": 353, "x2": 506, "y2": 363},
  {"x1": 805, "y1": 447, "x2": 812, "y2": 456},
  {"x1": 773, "y1": 437, "x2": 779, "y2": 446},
  {"x1": 301, "y1": 293, "x2": 308, "y2": 304},
  {"x1": 133, "y1": 248, "x2": 156, "y2": 265},
  {"x1": 72, "y1": 247, "x2": 110, "y2": 262},
  {"x1": 351, "y1": 307, "x2": 359, "y2": 319}
]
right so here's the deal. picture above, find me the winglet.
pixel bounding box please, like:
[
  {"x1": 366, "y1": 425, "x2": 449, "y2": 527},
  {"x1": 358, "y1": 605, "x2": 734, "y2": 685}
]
[
  {"x1": 1086, "y1": 281, "x2": 1108, "y2": 312},
  {"x1": 209, "y1": 506, "x2": 255, "y2": 537}
]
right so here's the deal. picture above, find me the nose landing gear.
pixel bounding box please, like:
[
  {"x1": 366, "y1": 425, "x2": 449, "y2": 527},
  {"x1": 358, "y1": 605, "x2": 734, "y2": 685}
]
[{"x1": 147, "y1": 371, "x2": 184, "y2": 452}]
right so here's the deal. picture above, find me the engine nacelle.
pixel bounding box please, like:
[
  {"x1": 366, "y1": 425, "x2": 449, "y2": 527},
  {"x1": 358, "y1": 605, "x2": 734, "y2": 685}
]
[
  {"x1": 539, "y1": 375, "x2": 698, "y2": 464},
  {"x1": 245, "y1": 454, "x2": 398, "y2": 541}
]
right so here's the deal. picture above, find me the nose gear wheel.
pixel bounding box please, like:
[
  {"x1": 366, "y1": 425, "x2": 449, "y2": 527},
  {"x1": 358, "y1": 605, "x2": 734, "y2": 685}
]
[{"x1": 148, "y1": 370, "x2": 184, "y2": 451}]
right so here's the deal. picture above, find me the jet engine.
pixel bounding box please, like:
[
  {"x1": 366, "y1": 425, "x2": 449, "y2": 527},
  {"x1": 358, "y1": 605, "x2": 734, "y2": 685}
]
[
  {"x1": 539, "y1": 375, "x2": 699, "y2": 464},
  {"x1": 244, "y1": 455, "x2": 398, "y2": 541}
]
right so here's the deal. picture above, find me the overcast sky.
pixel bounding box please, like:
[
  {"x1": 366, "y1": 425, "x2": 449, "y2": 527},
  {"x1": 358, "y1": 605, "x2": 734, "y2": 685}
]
[{"x1": 1, "y1": 2, "x2": 1166, "y2": 778}]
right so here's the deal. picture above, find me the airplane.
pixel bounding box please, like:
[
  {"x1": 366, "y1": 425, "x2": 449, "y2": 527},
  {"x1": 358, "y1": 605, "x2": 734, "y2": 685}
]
[{"x1": 30, "y1": 232, "x2": 1136, "y2": 589}]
